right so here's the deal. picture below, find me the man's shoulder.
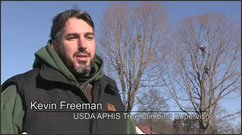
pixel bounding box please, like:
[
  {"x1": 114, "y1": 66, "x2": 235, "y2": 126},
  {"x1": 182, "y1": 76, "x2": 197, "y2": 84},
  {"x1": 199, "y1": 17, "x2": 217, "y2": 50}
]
[
  {"x1": 1, "y1": 68, "x2": 40, "y2": 92},
  {"x1": 99, "y1": 74, "x2": 120, "y2": 93},
  {"x1": 3, "y1": 68, "x2": 39, "y2": 82},
  {"x1": 100, "y1": 74, "x2": 116, "y2": 84}
]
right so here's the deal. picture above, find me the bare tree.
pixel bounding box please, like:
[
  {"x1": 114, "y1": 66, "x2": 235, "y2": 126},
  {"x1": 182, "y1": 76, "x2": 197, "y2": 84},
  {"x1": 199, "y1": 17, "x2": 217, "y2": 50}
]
[
  {"x1": 173, "y1": 117, "x2": 200, "y2": 134},
  {"x1": 234, "y1": 121, "x2": 241, "y2": 134},
  {"x1": 217, "y1": 119, "x2": 241, "y2": 134},
  {"x1": 214, "y1": 105, "x2": 241, "y2": 134},
  {"x1": 98, "y1": 2, "x2": 170, "y2": 113},
  {"x1": 163, "y1": 13, "x2": 241, "y2": 133},
  {"x1": 136, "y1": 89, "x2": 169, "y2": 112},
  {"x1": 173, "y1": 118, "x2": 185, "y2": 134},
  {"x1": 135, "y1": 89, "x2": 170, "y2": 133}
]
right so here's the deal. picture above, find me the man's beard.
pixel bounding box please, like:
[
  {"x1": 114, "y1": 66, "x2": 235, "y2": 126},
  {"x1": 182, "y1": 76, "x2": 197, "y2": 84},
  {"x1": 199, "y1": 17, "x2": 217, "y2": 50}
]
[{"x1": 57, "y1": 49, "x2": 95, "y2": 77}]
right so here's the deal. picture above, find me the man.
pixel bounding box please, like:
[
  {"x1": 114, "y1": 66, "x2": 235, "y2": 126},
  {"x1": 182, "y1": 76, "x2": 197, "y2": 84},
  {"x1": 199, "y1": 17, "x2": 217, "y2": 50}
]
[{"x1": 1, "y1": 9, "x2": 136, "y2": 134}]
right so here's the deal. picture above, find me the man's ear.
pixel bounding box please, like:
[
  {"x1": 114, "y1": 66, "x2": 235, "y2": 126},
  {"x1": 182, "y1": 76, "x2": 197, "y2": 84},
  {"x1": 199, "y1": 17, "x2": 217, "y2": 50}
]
[{"x1": 52, "y1": 40, "x2": 58, "y2": 51}]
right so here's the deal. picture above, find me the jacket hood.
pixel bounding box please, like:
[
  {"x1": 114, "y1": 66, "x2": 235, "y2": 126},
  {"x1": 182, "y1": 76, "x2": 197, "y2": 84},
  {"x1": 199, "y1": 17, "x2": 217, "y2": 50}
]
[{"x1": 33, "y1": 41, "x2": 104, "y2": 89}]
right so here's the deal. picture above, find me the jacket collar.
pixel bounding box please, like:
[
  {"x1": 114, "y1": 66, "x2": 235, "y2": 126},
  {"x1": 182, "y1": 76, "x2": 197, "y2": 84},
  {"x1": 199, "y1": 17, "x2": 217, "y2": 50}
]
[
  {"x1": 38, "y1": 63, "x2": 118, "y2": 96},
  {"x1": 39, "y1": 63, "x2": 72, "y2": 85}
]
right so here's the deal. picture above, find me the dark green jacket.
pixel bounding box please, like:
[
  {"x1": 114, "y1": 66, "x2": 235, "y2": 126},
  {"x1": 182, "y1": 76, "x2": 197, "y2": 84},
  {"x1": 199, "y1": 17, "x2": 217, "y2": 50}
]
[{"x1": 1, "y1": 42, "x2": 136, "y2": 134}]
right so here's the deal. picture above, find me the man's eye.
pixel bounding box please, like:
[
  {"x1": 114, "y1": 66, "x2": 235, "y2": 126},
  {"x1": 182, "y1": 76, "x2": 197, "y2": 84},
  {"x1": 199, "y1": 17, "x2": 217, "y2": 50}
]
[
  {"x1": 67, "y1": 36, "x2": 77, "y2": 40},
  {"x1": 86, "y1": 36, "x2": 94, "y2": 40}
]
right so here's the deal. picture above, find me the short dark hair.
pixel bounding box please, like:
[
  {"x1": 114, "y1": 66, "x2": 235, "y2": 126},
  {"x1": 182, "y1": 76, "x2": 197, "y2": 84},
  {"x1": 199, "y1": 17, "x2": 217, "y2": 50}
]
[{"x1": 50, "y1": 9, "x2": 94, "y2": 41}]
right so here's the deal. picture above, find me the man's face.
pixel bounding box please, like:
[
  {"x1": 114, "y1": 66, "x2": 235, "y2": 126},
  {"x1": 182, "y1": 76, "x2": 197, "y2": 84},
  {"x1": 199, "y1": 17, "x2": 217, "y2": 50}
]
[{"x1": 53, "y1": 18, "x2": 96, "y2": 76}]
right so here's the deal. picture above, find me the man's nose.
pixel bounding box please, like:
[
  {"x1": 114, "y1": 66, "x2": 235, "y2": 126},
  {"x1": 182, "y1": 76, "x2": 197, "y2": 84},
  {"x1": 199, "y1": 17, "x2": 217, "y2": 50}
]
[{"x1": 78, "y1": 37, "x2": 87, "y2": 50}]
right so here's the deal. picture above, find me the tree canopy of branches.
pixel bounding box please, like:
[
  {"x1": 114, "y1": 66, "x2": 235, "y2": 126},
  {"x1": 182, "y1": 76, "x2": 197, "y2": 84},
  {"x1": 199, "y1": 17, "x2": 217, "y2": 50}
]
[
  {"x1": 98, "y1": 2, "x2": 170, "y2": 113},
  {"x1": 163, "y1": 13, "x2": 241, "y2": 133},
  {"x1": 135, "y1": 89, "x2": 171, "y2": 133}
]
